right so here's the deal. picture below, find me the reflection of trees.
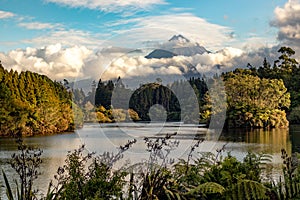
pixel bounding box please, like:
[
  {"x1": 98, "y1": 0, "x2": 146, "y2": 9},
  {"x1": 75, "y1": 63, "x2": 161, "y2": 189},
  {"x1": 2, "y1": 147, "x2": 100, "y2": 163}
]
[
  {"x1": 242, "y1": 129, "x2": 291, "y2": 154},
  {"x1": 221, "y1": 128, "x2": 291, "y2": 155},
  {"x1": 289, "y1": 126, "x2": 300, "y2": 153}
]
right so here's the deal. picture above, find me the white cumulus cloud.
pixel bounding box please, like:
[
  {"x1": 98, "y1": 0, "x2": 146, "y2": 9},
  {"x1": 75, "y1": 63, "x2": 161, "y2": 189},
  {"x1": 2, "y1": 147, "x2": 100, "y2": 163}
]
[
  {"x1": 0, "y1": 44, "x2": 92, "y2": 80},
  {"x1": 0, "y1": 10, "x2": 15, "y2": 19},
  {"x1": 271, "y1": 0, "x2": 300, "y2": 56}
]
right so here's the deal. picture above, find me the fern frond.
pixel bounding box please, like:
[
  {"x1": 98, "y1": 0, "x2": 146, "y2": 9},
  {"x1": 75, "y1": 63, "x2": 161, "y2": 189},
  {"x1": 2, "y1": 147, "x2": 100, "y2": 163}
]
[
  {"x1": 186, "y1": 182, "x2": 225, "y2": 195},
  {"x1": 230, "y1": 179, "x2": 270, "y2": 200}
]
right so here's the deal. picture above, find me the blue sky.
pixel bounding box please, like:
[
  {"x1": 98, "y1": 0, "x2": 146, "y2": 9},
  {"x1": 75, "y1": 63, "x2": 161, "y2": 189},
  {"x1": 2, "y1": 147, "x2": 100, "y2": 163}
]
[
  {"x1": 0, "y1": 0, "x2": 299, "y2": 80},
  {"x1": 0, "y1": 0, "x2": 287, "y2": 52}
]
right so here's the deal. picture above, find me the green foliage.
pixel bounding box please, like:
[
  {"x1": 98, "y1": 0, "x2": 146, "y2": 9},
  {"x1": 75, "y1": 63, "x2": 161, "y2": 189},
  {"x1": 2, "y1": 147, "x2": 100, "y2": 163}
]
[
  {"x1": 0, "y1": 63, "x2": 75, "y2": 136},
  {"x1": 138, "y1": 133, "x2": 181, "y2": 200},
  {"x1": 273, "y1": 149, "x2": 300, "y2": 199},
  {"x1": 71, "y1": 102, "x2": 84, "y2": 128},
  {"x1": 95, "y1": 79, "x2": 114, "y2": 109},
  {"x1": 224, "y1": 72, "x2": 290, "y2": 128},
  {"x1": 46, "y1": 140, "x2": 136, "y2": 200},
  {"x1": 140, "y1": 168, "x2": 180, "y2": 200},
  {"x1": 257, "y1": 47, "x2": 300, "y2": 112},
  {"x1": 93, "y1": 76, "x2": 208, "y2": 123},
  {"x1": 288, "y1": 106, "x2": 300, "y2": 124},
  {"x1": 173, "y1": 147, "x2": 274, "y2": 200},
  {"x1": 129, "y1": 82, "x2": 181, "y2": 122},
  {"x1": 186, "y1": 182, "x2": 225, "y2": 196},
  {"x1": 230, "y1": 179, "x2": 270, "y2": 200},
  {"x1": 200, "y1": 78, "x2": 227, "y2": 126}
]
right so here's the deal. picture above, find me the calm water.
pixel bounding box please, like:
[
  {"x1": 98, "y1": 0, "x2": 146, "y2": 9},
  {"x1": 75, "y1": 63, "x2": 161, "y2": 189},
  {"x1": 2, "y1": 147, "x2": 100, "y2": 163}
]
[{"x1": 0, "y1": 122, "x2": 299, "y2": 198}]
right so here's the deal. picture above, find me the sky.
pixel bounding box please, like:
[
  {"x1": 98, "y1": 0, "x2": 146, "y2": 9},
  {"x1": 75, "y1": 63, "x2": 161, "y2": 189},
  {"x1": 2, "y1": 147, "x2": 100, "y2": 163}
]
[{"x1": 0, "y1": 0, "x2": 299, "y2": 81}]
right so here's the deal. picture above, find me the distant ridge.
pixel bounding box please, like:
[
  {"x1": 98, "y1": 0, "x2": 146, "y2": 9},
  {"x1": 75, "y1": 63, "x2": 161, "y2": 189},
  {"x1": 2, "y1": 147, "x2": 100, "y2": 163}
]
[{"x1": 145, "y1": 49, "x2": 177, "y2": 59}]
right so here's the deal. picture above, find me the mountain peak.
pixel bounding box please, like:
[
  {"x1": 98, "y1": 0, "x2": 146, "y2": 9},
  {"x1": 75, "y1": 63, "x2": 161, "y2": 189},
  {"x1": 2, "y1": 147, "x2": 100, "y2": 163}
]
[
  {"x1": 145, "y1": 35, "x2": 209, "y2": 59},
  {"x1": 168, "y1": 34, "x2": 190, "y2": 43}
]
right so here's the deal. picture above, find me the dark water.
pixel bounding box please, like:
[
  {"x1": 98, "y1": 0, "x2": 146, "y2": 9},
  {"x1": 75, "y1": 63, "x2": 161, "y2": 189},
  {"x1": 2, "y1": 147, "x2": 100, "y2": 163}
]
[{"x1": 0, "y1": 123, "x2": 298, "y2": 198}]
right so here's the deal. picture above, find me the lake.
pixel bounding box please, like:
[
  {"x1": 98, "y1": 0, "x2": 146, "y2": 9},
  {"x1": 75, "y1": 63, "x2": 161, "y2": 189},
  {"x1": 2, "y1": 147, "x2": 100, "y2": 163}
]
[{"x1": 0, "y1": 122, "x2": 299, "y2": 198}]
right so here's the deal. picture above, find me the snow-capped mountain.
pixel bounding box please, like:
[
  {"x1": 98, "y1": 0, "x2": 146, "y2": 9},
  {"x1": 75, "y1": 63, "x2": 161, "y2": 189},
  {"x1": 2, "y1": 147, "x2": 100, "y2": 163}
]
[
  {"x1": 146, "y1": 34, "x2": 209, "y2": 59},
  {"x1": 168, "y1": 34, "x2": 190, "y2": 43}
]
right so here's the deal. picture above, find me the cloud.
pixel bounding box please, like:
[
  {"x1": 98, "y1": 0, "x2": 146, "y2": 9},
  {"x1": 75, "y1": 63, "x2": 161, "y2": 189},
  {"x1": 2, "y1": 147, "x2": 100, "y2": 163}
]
[
  {"x1": 22, "y1": 29, "x2": 105, "y2": 49},
  {"x1": 0, "y1": 44, "x2": 92, "y2": 80},
  {"x1": 87, "y1": 46, "x2": 265, "y2": 81},
  {"x1": 0, "y1": 42, "x2": 277, "y2": 82},
  {"x1": 45, "y1": 0, "x2": 166, "y2": 13},
  {"x1": 227, "y1": 45, "x2": 281, "y2": 69},
  {"x1": 97, "y1": 46, "x2": 280, "y2": 82},
  {"x1": 0, "y1": 38, "x2": 283, "y2": 83},
  {"x1": 271, "y1": 0, "x2": 300, "y2": 51},
  {"x1": 169, "y1": 7, "x2": 194, "y2": 12},
  {"x1": 240, "y1": 36, "x2": 277, "y2": 52},
  {"x1": 0, "y1": 44, "x2": 245, "y2": 81},
  {"x1": 18, "y1": 22, "x2": 62, "y2": 30},
  {"x1": 0, "y1": 10, "x2": 15, "y2": 19},
  {"x1": 109, "y1": 13, "x2": 234, "y2": 51}
]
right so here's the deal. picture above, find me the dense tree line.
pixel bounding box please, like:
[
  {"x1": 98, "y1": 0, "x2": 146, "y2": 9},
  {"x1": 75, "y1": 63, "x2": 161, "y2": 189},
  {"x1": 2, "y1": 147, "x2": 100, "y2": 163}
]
[
  {"x1": 129, "y1": 83, "x2": 181, "y2": 121},
  {"x1": 0, "y1": 62, "x2": 75, "y2": 136},
  {"x1": 74, "y1": 74, "x2": 209, "y2": 123}
]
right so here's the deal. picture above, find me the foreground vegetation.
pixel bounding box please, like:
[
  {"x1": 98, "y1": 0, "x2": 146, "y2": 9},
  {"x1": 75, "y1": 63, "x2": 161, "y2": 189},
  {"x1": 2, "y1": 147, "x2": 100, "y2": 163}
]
[{"x1": 2, "y1": 135, "x2": 300, "y2": 200}]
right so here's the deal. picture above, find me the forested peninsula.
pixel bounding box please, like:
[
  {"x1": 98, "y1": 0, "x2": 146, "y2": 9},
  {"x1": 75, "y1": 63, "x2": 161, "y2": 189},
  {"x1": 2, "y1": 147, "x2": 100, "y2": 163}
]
[
  {"x1": 1, "y1": 46, "x2": 300, "y2": 136},
  {"x1": 0, "y1": 61, "x2": 75, "y2": 136}
]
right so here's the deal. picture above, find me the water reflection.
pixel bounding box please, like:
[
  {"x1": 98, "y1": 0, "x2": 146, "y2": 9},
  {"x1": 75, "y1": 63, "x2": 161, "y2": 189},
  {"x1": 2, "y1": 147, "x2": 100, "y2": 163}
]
[
  {"x1": 220, "y1": 128, "x2": 291, "y2": 154},
  {"x1": 290, "y1": 125, "x2": 300, "y2": 152}
]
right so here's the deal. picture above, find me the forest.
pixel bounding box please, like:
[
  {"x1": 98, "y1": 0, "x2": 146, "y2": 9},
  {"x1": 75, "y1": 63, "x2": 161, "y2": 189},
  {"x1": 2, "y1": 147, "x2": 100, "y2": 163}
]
[
  {"x1": 0, "y1": 62, "x2": 76, "y2": 136},
  {"x1": 0, "y1": 46, "x2": 300, "y2": 136}
]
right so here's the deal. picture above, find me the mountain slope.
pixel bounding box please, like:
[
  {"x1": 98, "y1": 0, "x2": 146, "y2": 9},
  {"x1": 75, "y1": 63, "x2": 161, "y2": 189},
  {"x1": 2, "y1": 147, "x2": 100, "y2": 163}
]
[{"x1": 145, "y1": 49, "x2": 177, "y2": 59}]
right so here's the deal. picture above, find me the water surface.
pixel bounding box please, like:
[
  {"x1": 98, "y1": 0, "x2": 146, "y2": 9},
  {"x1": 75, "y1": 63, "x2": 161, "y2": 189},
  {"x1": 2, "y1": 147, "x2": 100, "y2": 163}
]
[{"x1": 0, "y1": 123, "x2": 296, "y2": 198}]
